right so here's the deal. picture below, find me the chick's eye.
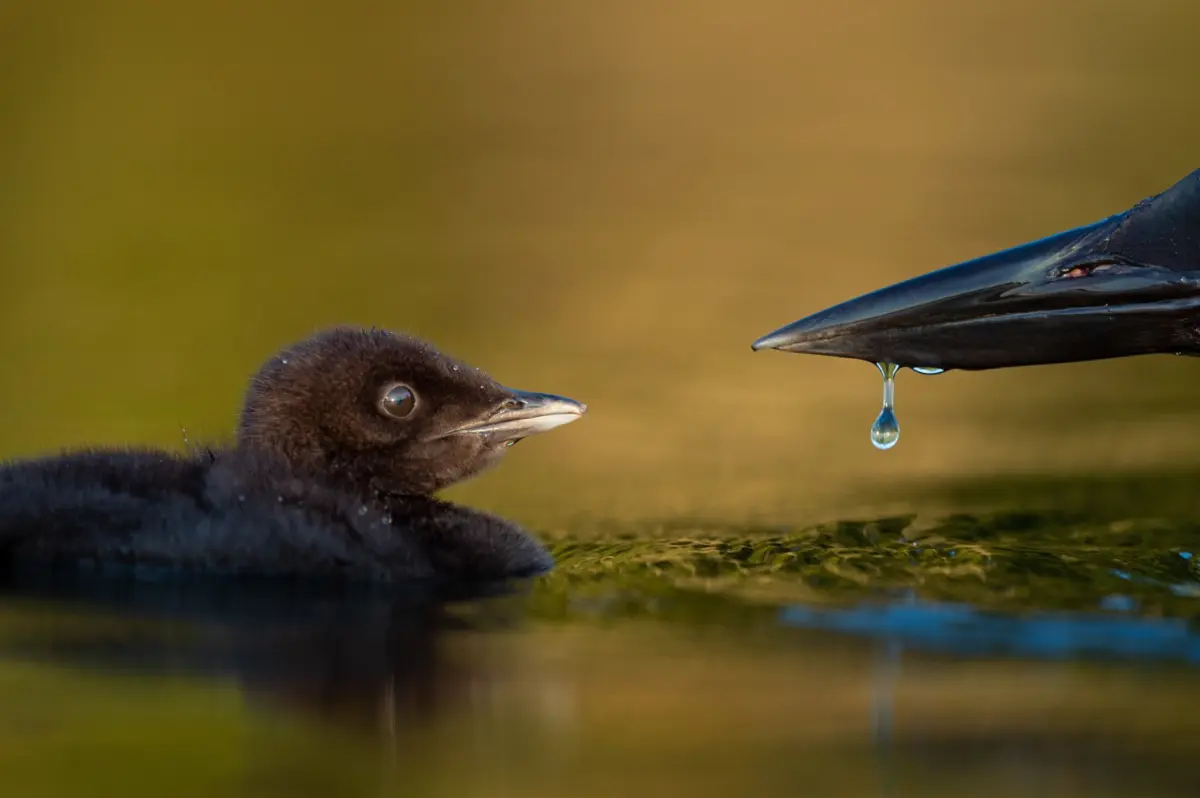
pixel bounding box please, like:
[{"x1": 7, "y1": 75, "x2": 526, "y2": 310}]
[{"x1": 379, "y1": 384, "x2": 417, "y2": 418}]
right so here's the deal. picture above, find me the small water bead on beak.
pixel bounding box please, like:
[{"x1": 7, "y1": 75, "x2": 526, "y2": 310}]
[
  {"x1": 911, "y1": 366, "x2": 944, "y2": 375},
  {"x1": 870, "y1": 362, "x2": 901, "y2": 450}
]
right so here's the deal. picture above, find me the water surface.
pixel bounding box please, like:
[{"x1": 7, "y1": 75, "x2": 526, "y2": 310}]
[{"x1": 2, "y1": 486, "x2": 1198, "y2": 797}]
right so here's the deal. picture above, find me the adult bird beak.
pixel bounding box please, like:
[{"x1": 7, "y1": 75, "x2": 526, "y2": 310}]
[
  {"x1": 752, "y1": 169, "x2": 1200, "y2": 371},
  {"x1": 449, "y1": 390, "x2": 587, "y2": 442}
]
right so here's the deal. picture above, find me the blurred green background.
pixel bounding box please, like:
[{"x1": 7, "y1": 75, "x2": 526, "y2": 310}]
[{"x1": 3, "y1": 0, "x2": 1200, "y2": 528}]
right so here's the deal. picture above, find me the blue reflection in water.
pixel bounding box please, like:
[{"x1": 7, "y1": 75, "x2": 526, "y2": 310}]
[{"x1": 779, "y1": 599, "x2": 1200, "y2": 664}]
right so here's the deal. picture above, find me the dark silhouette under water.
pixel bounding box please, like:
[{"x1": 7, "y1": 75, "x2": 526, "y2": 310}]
[{"x1": 0, "y1": 327, "x2": 586, "y2": 587}]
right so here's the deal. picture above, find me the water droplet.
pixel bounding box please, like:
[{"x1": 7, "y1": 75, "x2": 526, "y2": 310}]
[
  {"x1": 358, "y1": 505, "x2": 369, "y2": 516},
  {"x1": 870, "y1": 362, "x2": 900, "y2": 450},
  {"x1": 382, "y1": 514, "x2": 392, "y2": 526},
  {"x1": 452, "y1": 365, "x2": 459, "y2": 371},
  {"x1": 276, "y1": 495, "x2": 284, "y2": 503},
  {"x1": 911, "y1": 366, "x2": 944, "y2": 375},
  {"x1": 237, "y1": 494, "x2": 245, "y2": 503},
  {"x1": 871, "y1": 408, "x2": 899, "y2": 449},
  {"x1": 280, "y1": 357, "x2": 289, "y2": 365}
]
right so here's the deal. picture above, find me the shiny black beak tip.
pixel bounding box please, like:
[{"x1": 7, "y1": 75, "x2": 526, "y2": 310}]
[{"x1": 751, "y1": 323, "x2": 809, "y2": 353}]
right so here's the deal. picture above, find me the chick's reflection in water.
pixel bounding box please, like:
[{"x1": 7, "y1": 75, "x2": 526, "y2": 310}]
[{"x1": 0, "y1": 576, "x2": 552, "y2": 738}]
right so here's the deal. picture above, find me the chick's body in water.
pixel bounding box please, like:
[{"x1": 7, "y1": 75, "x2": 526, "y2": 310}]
[{"x1": 0, "y1": 327, "x2": 586, "y2": 587}]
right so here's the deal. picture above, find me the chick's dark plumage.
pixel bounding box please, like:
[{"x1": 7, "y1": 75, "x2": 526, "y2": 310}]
[
  {"x1": 0, "y1": 327, "x2": 586, "y2": 588},
  {"x1": 239, "y1": 327, "x2": 523, "y2": 497}
]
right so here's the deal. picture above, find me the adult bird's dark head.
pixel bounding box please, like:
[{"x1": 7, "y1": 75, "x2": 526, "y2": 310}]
[
  {"x1": 752, "y1": 169, "x2": 1200, "y2": 371},
  {"x1": 237, "y1": 326, "x2": 586, "y2": 495}
]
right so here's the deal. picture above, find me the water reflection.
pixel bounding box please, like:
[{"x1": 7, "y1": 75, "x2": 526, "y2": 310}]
[
  {"x1": 780, "y1": 596, "x2": 1200, "y2": 663},
  {"x1": 0, "y1": 575, "x2": 537, "y2": 737},
  {"x1": 0, "y1": 572, "x2": 1198, "y2": 797}
]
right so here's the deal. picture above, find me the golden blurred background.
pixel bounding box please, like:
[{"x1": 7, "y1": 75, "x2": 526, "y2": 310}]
[
  {"x1": 3, "y1": 0, "x2": 1200, "y2": 528},
  {"x1": 5, "y1": 5, "x2": 1200, "y2": 793}
]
